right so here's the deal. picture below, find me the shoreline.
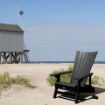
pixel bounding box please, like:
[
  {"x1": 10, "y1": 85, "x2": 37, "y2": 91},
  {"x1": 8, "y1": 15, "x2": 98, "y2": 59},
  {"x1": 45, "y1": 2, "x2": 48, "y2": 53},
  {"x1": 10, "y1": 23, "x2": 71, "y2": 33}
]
[{"x1": 29, "y1": 60, "x2": 105, "y2": 64}]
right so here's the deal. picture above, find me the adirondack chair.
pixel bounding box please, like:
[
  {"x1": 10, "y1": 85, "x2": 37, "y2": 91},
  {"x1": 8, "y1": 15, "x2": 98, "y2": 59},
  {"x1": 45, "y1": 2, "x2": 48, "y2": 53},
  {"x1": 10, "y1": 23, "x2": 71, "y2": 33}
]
[{"x1": 51, "y1": 51, "x2": 97, "y2": 103}]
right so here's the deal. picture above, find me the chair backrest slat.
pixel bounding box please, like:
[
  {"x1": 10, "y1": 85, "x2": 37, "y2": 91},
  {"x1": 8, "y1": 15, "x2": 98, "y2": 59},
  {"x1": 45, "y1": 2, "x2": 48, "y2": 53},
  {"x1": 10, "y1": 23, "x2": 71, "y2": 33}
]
[{"x1": 70, "y1": 51, "x2": 97, "y2": 85}]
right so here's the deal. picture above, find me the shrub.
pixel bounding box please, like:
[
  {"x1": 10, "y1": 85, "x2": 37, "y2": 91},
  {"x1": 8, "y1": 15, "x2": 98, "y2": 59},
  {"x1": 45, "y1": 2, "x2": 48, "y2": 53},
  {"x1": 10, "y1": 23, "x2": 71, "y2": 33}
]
[
  {"x1": 47, "y1": 67, "x2": 105, "y2": 86},
  {"x1": 47, "y1": 67, "x2": 72, "y2": 86}
]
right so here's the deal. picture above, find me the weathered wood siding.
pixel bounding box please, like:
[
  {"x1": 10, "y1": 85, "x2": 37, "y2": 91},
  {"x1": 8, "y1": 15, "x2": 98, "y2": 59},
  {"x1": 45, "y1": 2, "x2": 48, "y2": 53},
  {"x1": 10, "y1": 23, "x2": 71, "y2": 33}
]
[{"x1": 0, "y1": 31, "x2": 24, "y2": 52}]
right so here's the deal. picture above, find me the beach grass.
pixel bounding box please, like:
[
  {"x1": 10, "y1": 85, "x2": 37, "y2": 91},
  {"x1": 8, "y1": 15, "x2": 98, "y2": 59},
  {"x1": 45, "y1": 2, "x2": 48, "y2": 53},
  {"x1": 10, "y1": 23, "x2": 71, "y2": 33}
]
[
  {"x1": 0, "y1": 72, "x2": 34, "y2": 94},
  {"x1": 47, "y1": 67, "x2": 105, "y2": 86},
  {"x1": 47, "y1": 67, "x2": 72, "y2": 86}
]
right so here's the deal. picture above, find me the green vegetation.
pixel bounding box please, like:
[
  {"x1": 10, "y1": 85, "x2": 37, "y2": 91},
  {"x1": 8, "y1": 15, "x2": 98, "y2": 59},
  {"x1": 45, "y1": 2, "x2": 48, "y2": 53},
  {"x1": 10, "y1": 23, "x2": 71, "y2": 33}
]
[
  {"x1": 91, "y1": 76, "x2": 105, "y2": 86},
  {"x1": 0, "y1": 72, "x2": 34, "y2": 93},
  {"x1": 12, "y1": 76, "x2": 34, "y2": 88},
  {"x1": 47, "y1": 67, "x2": 105, "y2": 86},
  {"x1": 47, "y1": 67, "x2": 72, "y2": 86}
]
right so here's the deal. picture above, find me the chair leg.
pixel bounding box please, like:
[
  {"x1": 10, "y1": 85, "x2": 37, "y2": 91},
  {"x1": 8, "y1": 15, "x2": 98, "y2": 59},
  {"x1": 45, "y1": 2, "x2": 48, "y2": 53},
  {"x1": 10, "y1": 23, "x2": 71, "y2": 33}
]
[
  {"x1": 92, "y1": 86, "x2": 95, "y2": 92},
  {"x1": 75, "y1": 86, "x2": 80, "y2": 103},
  {"x1": 53, "y1": 86, "x2": 58, "y2": 98}
]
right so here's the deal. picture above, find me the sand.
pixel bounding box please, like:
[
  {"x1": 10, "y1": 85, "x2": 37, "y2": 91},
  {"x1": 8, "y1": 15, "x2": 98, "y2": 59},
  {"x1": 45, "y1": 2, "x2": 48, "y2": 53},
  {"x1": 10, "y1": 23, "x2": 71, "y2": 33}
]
[{"x1": 0, "y1": 64, "x2": 105, "y2": 105}]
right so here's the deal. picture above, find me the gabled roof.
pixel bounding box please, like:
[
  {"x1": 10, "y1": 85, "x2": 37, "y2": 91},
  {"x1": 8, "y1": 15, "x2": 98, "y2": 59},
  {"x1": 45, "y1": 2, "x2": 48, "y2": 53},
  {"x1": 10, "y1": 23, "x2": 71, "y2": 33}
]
[{"x1": 0, "y1": 23, "x2": 24, "y2": 33}]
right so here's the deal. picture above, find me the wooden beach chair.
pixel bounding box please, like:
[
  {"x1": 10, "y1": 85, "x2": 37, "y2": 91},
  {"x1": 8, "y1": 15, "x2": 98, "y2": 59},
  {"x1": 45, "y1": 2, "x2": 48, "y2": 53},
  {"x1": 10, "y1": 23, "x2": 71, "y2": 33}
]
[{"x1": 51, "y1": 51, "x2": 98, "y2": 103}]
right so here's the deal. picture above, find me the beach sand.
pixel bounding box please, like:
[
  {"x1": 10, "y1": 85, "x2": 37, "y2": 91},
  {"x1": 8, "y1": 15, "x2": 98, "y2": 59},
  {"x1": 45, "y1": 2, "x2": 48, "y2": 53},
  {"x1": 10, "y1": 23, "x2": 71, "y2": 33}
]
[{"x1": 0, "y1": 64, "x2": 105, "y2": 105}]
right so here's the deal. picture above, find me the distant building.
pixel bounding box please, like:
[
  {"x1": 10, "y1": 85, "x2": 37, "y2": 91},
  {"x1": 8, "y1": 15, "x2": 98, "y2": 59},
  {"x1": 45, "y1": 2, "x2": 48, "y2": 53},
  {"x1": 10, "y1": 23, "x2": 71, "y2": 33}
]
[{"x1": 0, "y1": 23, "x2": 29, "y2": 64}]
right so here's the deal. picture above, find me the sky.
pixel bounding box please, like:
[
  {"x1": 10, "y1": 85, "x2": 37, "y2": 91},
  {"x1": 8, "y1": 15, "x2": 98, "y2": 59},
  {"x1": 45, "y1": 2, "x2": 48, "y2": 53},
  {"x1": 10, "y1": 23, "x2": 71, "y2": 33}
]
[{"x1": 0, "y1": 0, "x2": 105, "y2": 61}]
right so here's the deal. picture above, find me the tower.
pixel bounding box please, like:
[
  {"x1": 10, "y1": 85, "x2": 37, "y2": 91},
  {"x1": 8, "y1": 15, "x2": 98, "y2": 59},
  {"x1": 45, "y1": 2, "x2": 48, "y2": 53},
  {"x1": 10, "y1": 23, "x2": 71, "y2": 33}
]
[{"x1": 0, "y1": 23, "x2": 29, "y2": 64}]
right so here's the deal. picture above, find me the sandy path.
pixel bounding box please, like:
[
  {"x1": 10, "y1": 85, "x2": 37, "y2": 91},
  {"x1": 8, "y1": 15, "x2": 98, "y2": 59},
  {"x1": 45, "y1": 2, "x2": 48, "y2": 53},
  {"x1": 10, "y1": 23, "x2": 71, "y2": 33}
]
[{"x1": 0, "y1": 64, "x2": 104, "y2": 105}]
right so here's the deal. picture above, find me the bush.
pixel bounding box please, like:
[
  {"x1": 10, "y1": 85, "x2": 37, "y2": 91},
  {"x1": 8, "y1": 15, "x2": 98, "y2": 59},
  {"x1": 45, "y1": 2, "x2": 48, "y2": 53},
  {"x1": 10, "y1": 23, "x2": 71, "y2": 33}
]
[
  {"x1": 47, "y1": 67, "x2": 72, "y2": 86},
  {"x1": 47, "y1": 67, "x2": 105, "y2": 86}
]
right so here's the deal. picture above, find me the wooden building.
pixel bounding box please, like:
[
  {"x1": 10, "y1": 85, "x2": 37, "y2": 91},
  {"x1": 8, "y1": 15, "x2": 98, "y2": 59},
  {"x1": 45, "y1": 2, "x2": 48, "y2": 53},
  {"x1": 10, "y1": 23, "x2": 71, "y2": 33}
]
[{"x1": 0, "y1": 23, "x2": 29, "y2": 64}]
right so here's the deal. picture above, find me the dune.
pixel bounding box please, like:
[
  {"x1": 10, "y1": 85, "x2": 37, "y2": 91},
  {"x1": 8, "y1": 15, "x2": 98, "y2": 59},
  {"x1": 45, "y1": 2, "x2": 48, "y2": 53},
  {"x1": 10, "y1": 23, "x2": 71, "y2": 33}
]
[{"x1": 0, "y1": 64, "x2": 105, "y2": 105}]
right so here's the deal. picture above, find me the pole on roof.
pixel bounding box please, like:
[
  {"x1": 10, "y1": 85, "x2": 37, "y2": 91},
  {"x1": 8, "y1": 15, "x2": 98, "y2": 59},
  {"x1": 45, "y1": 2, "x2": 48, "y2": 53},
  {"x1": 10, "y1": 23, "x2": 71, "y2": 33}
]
[
  {"x1": 16, "y1": 6, "x2": 30, "y2": 63},
  {"x1": 17, "y1": 6, "x2": 24, "y2": 28}
]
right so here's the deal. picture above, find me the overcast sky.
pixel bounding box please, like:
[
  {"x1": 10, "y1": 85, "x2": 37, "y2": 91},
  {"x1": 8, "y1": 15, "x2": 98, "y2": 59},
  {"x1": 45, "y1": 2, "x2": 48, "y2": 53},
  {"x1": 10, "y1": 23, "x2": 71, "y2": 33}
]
[{"x1": 0, "y1": 0, "x2": 105, "y2": 61}]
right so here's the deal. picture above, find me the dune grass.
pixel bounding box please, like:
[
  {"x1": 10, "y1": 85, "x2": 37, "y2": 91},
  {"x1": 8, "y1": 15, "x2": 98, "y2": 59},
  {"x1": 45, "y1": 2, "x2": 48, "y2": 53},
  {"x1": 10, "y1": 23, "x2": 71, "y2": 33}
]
[
  {"x1": 47, "y1": 67, "x2": 72, "y2": 86},
  {"x1": 0, "y1": 72, "x2": 34, "y2": 94},
  {"x1": 47, "y1": 67, "x2": 105, "y2": 86}
]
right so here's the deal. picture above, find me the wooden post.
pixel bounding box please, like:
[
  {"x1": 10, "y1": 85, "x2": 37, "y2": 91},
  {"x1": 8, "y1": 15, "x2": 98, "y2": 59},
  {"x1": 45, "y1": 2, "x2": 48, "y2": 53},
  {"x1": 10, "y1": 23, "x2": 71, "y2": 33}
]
[
  {"x1": 20, "y1": 52, "x2": 23, "y2": 63},
  {"x1": 3, "y1": 52, "x2": 7, "y2": 64},
  {"x1": 0, "y1": 52, "x2": 1, "y2": 64},
  {"x1": 0, "y1": 51, "x2": 29, "y2": 64},
  {"x1": 9, "y1": 52, "x2": 12, "y2": 63}
]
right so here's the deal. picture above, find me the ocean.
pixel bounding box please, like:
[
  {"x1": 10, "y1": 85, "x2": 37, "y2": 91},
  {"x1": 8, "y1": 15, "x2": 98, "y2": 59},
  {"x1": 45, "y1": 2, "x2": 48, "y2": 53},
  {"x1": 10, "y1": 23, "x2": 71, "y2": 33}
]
[{"x1": 29, "y1": 61, "x2": 105, "y2": 64}]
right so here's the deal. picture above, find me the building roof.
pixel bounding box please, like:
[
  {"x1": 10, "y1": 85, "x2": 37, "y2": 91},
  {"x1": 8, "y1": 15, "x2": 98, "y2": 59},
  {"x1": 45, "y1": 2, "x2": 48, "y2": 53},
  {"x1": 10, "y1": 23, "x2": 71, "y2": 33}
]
[{"x1": 0, "y1": 23, "x2": 24, "y2": 33}]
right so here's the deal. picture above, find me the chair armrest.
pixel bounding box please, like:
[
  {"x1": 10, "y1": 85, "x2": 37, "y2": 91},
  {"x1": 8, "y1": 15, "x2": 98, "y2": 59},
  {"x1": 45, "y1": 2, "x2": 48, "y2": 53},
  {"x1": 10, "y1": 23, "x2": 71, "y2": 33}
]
[
  {"x1": 50, "y1": 71, "x2": 72, "y2": 77},
  {"x1": 76, "y1": 73, "x2": 93, "y2": 82},
  {"x1": 76, "y1": 73, "x2": 93, "y2": 87}
]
